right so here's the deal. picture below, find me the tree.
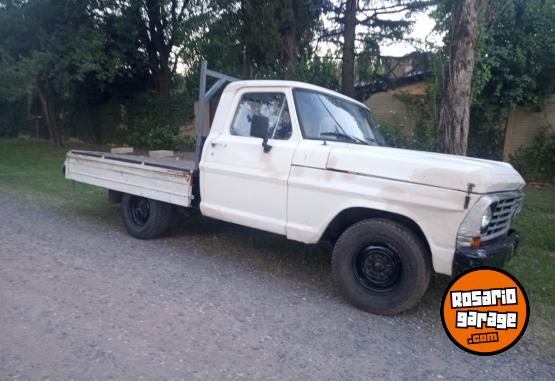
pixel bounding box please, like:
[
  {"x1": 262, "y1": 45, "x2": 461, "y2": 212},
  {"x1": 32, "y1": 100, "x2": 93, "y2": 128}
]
[
  {"x1": 434, "y1": 0, "x2": 555, "y2": 157},
  {"x1": 128, "y1": 0, "x2": 205, "y2": 97},
  {"x1": 436, "y1": 0, "x2": 481, "y2": 155},
  {"x1": 0, "y1": 0, "x2": 118, "y2": 145},
  {"x1": 473, "y1": 0, "x2": 555, "y2": 110},
  {"x1": 241, "y1": 0, "x2": 327, "y2": 74},
  {"x1": 468, "y1": 0, "x2": 555, "y2": 158},
  {"x1": 180, "y1": 0, "x2": 327, "y2": 79},
  {"x1": 340, "y1": 0, "x2": 357, "y2": 97},
  {"x1": 323, "y1": 0, "x2": 431, "y2": 98}
]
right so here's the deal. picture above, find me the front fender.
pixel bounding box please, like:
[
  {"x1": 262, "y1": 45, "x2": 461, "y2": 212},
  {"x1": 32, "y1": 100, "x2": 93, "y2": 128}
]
[{"x1": 286, "y1": 166, "x2": 476, "y2": 275}]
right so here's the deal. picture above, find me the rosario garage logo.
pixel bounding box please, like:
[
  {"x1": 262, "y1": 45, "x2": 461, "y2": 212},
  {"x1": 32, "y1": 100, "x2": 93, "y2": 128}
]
[{"x1": 441, "y1": 267, "x2": 529, "y2": 355}]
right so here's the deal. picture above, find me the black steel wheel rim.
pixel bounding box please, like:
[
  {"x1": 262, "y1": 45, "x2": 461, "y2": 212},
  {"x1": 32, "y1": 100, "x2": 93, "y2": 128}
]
[
  {"x1": 352, "y1": 245, "x2": 402, "y2": 292},
  {"x1": 129, "y1": 197, "x2": 150, "y2": 227}
]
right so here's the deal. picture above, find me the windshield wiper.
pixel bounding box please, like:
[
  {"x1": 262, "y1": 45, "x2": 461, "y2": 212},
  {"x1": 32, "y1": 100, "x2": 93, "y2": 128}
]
[{"x1": 320, "y1": 132, "x2": 370, "y2": 145}]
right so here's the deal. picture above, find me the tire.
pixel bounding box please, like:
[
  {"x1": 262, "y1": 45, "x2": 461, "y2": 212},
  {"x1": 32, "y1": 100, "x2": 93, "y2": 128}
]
[
  {"x1": 121, "y1": 194, "x2": 173, "y2": 239},
  {"x1": 332, "y1": 218, "x2": 431, "y2": 315}
]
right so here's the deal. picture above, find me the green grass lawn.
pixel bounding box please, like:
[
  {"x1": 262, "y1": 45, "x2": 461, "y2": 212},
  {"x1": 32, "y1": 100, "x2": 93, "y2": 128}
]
[
  {"x1": 506, "y1": 184, "x2": 555, "y2": 346},
  {"x1": 1, "y1": 138, "x2": 554, "y2": 346},
  {"x1": 0, "y1": 138, "x2": 117, "y2": 221}
]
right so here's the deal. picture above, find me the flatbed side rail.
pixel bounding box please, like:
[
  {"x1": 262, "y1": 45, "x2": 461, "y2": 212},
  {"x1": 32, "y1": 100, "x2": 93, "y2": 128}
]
[
  {"x1": 65, "y1": 151, "x2": 194, "y2": 207},
  {"x1": 70, "y1": 150, "x2": 194, "y2": 172},
  {"x1": 194, "y1": 61, "x2": 238, "y2": 170}
]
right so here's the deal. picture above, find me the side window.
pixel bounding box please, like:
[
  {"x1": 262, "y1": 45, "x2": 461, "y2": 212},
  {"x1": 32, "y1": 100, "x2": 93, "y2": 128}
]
[{"x1": 231, "y1": 92, "x2": 292, "y2": 140}]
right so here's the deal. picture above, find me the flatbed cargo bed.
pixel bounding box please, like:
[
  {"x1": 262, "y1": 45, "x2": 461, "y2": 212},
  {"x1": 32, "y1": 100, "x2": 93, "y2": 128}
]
[
  {"x1": 65, "y1": 150, "x2": 194, "y2": 207},
  {"x1": 70, "y1": 150, "x2": 195, "y2": 170}
]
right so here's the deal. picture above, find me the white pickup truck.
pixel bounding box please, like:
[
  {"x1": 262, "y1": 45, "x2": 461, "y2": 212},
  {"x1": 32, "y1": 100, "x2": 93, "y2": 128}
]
[{"x1": 65, "y1": 62, "x2": 525, "y2": 314}]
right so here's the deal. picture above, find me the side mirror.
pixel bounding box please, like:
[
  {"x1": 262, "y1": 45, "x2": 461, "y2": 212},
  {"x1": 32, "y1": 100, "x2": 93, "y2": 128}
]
[{"x1": 250, "y1": 115, "x2": 272, "y2": 153}]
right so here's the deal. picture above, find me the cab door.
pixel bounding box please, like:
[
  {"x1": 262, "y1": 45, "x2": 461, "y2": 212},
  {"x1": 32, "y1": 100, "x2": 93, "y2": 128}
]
[{"x1": 200, "y1": 88, "x2": 299, "y2": 235}]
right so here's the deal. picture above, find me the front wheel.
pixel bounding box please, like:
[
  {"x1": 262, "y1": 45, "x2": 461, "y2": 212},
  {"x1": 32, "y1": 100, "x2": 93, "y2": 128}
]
[
  {"x1": 121, "y1": 194, "x2": 172, "y2": 239},
  {"x1": 332, "y1": 218, "x2": 431, "y2": 315}
]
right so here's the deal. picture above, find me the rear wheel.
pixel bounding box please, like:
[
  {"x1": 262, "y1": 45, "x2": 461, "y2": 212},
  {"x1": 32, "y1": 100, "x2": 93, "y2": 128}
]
[
  {"x1": 121, "y1": 194, "x2": 172, "y2": 239},
  {"x1": 332, "y1": 218, "x2": 431, "y2": 315}
]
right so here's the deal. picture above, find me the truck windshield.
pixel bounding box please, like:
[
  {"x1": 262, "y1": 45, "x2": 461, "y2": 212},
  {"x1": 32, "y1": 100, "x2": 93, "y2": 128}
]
[{"x1": 293, "y1": 89, "x2": 385, "y2": 146}]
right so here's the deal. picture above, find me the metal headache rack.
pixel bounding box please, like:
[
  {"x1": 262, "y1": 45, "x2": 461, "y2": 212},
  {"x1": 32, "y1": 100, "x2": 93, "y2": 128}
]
[{"x1": 194, "y1": 61, "x2": 238, "y2": 170}]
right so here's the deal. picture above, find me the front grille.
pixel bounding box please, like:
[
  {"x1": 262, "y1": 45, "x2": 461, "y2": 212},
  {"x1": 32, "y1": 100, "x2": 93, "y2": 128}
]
[{"x1": 482, "y1": 192, "x2": 523, "y2": 242}]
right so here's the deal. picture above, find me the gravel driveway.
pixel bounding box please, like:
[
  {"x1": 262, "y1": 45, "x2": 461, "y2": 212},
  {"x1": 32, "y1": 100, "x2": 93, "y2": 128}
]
[{"x1": 0, "y1": 194, "x2": 553, "y2": 380}]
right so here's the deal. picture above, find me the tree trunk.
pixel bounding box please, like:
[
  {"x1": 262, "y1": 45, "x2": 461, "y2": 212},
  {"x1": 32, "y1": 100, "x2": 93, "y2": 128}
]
[
  {"x1": 283, "y1": 28, "x2": 296, "y2": 74},
  {"x1": 341, "y1": 0, "x2": 357, "y2": 98},
  {"x1": 136, "y1": 0, "x2": 171, "y2": 98},
  {"x1": 155, "y1": 52, "x2": 171, "y2": 97},
  {"x1": 36, "y1": 85, "x2": 62, "y2": 146},
  {"x1": 437, "y1": 0, "x2": 481, "y2": 155},
  {"x1": 282, "y1": 0, "x2": 297, "y2": 74}
]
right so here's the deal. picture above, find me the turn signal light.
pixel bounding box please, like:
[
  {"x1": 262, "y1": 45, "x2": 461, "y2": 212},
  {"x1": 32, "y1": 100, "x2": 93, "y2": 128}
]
[{"x1": 471, "y1": 237, "x2": 481, "y2": 249}]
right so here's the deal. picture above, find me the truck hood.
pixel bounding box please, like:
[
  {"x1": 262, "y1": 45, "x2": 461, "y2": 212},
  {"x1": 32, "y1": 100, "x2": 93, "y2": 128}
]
[{"x1": 325, "y1": 145, "x2": 525, "y2": 194}]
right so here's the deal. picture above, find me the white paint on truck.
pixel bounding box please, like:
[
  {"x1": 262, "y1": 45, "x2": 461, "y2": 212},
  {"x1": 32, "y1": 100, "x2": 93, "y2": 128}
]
[
  {"x1": 64, "y1": 66, "x2": 526, "y2": 314},
  {"x1": 198, "y1": 80, "x2": 524, "y2": 275},
  {"x1": 65, "y1": 151, "x2": 193, "y2": 207}
]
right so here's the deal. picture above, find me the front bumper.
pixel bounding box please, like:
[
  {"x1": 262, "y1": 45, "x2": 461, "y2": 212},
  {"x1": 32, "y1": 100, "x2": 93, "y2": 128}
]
[{"x1": 452, "y1": 230, "x2": 520, "y2": 274}]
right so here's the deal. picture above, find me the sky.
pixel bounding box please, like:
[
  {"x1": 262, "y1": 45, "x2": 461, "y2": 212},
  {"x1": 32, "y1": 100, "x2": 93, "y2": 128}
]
[
  {"x1": 317, "y1": 6, "x2": 443, "y2": 59},
  {"x1": 379, "y1": 11, "x2": 442, "y2": 57}
]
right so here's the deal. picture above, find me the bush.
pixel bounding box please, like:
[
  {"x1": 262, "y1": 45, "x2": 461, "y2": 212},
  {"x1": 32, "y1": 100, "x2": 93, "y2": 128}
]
[
  {"x1": 377, "y1": 122, "x2": 409, "y2": 148},
  {"x1": 389, "y1": 92, "x2": 437, "y2": 152},
  {"x1": 173, "y1": 134, "x2": 196, "y2": 151},
  {"x1": 467, "y1": 103, "x2": 505, "y2": 160},
  {"x1": 377, "y1": 121, "x2": 436, "y2": 151},
  {"x1": 411, "y1": 120, "x2": 436, "y2": 152},
  {"x1": 509, "y1": 127, "x2": 555, "y2": 183},
  {"x1": 0, "y1": 99, "x2": 28, "y2": 138},
  {"x1": 119, "y1": 92, "x2": 195, "y2": 150},
  {"x1": 248, "y1": 58, "x2": 341, "y2": 91}
]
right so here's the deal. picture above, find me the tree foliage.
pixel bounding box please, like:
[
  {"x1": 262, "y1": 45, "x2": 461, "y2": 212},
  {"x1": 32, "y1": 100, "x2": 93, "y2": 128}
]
[
  {"x1": 430, "y1": 0, "x2": 555, "y2": 158},
  {"x1": 0, "y1": 0, "x2": 336, "y2": 146},
  {"x1": 196, "y1": 0, "x2": 328, "y2": 76},
  {"x1": 1, "y1": 0, "x2": 553, "y2": 157},
  {"x1": 510, "y1": 127, "x2": 555, "y2": 183},
  {"x1": 0, "y1": 0, "x2": 119, "y2": 145},
  {"x1": 127, "y1": 0, "x2": 209, "y2": 97},
  {"x1": 322, "y1": 0, "x2": 431, "y2": 97},
  {"x1": 473, "y1": 0, "x2": 555, "y2": 109}
]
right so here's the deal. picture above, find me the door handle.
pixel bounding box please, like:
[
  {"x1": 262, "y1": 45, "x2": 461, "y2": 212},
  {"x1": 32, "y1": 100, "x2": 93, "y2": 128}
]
[{"x1": 211, "y1": 141, "x2": 227, "y2": 148}]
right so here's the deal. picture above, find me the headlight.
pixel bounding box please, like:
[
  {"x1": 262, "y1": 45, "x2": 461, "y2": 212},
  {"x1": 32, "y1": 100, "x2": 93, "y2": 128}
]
[
  {"x1": 457, "y1": 195, "x2": 496, "y2": 247},
  {"x1": 481, "y1": 207, "x2": 493, "y2": 231},
  {"x1": 458, "y1": 192, "x2": 523, "y2": 248}
]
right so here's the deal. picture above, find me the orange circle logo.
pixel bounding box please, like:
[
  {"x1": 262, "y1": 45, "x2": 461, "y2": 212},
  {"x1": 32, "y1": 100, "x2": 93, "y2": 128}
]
[{"x1": 441, "y1": 267, "x2": 529, "y2": 355}]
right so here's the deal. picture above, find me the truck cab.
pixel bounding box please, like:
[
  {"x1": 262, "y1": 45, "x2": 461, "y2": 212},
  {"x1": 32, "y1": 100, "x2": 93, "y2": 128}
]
[{"x1": 65, "y1": 64, "x2": 525, "y2": 315}]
